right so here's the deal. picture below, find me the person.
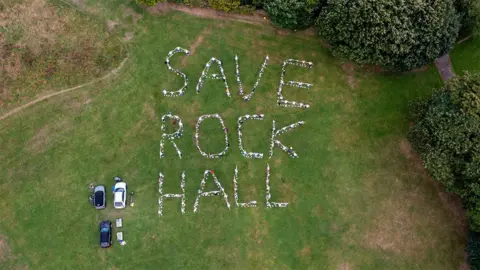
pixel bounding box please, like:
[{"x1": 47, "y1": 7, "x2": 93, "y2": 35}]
[{"x1": 130, "y1": 192, "x2": 135, "y2": 207}]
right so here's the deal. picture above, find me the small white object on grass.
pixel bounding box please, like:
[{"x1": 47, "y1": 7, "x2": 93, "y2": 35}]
[{"x1": 116, "y1": 218, "x2": 122, "y2": 228}]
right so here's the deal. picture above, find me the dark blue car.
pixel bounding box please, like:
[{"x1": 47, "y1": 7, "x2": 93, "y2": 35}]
[{"x1": 100, "y1": 221, "x2": 112, "y2": 248}]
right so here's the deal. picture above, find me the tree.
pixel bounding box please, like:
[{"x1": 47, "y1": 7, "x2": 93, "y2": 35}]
[
  {"x1": 208, "y1": 0, "x2": 241, "y2": 11},
  {"x1": 136, "y1": 0, "x2": 165, "y2": 6},
  {"x1": 265, "y1": 0, "x2": 320, "y2": 30},
  {"x1": 468, "y1": 230, "x2": 480, "y2": 270},
  {"x1": 456, "y1": 0, "x2": 480, "y2": 37},
  {"x1": 316, "y1": 0, "x2": 461, "y2": 71},
  {"x1": 408, "y1": 72, "x2": 480, "y2": 230}
]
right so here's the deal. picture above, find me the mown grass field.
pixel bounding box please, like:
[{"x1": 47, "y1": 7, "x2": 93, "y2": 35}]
[
  {"x1": 451, "y1": 37, "x2": 480, "y2": 73},
  {"x1": 0, "y1": 0, "x2": 472, "y2": 269}
]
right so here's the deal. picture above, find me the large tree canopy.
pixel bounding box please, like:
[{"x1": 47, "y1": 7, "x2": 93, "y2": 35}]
[
  {"x1": 457, "y1": 0, "x2": 480, "y2": 36},
  {"x1": 317, "y1": 0, "x2": 461, "y2": 71},
  {"x1": 408, "y1": 73, "x2": 480, "y2": 230},
  {"x1": 265, "y1": 0, "x2": 320, "y2": 30}
]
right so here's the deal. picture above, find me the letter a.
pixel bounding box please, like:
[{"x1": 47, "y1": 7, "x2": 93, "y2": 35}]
[
  {"x1": 194, "y1": 170, "x2": 231, "y2": 213},
  {"x1": 196, "y1": 58, "x2": 231, "y2": 97}
]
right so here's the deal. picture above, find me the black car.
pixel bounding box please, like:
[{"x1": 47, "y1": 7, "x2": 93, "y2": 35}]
[
  {"x1": 94, "y1": 185, "x2": 106, "y2": 209},
  {"x1": 100, "y1": 221, "x2": 112, "y2": 248}
]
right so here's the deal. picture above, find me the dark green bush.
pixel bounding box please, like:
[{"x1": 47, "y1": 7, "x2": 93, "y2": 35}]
[
  {"x1": 317, "y1": 0, "x2": 461, "y2": 71},
  {"x1": 456, "y1": 0, "x2": 480, "y2": 37},
  {"x1": 136, "y1": 0, "x2": 165, "y2": 6},
  {"x1": 408, "y1": 72, "x2": 480, "y2": 230},
  {"x1": 468, "y1": 230, "x2": 480, "y2": 269},
  {"x1": 265, "y1": 0, "x2": 320, "y2": 30},
  {"x1": 208, "y1": 0, "x2": 241, "y2": 11},
  {"x1": 252, "y1": 0, "x2": 269, "y2": 9},
  {"x1": 183, "y1": 0, "x2": 209, "y2": 7}
]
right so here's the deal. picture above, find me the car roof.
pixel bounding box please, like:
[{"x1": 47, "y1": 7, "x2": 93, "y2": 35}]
[
  {"x1": 114, "y1": 182, "x2": 126, "y2": 189},
  {"x1": 114, "y1": 192, "x2": 124, "y2": 202},
  {"x1": 100, "y1": 220, "x2": 111, "y2": 227},
  {"x1": 94, "y1": 185, "x2": 105, "y2": 192},
  {"x1": 95, "y1": 191, "x2": 104, "y2": 202}
]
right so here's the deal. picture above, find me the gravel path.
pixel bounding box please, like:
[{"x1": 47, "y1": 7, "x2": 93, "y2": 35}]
[{"x1": 435, "y1": 54, "x2": 456, "y2": 82}]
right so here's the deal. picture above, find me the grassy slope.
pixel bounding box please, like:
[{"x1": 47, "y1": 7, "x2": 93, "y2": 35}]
[
  {"x1": 0, "y1": 0, "x2": 125, "y2": 114},
  {"x1": 0, "y1": 2, "x2": 465, "y2": 270}
]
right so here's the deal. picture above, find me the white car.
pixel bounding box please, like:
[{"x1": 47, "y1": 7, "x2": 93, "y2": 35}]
[{"x1": 113, "y1": 182, "x2": 127, "y2": 209}]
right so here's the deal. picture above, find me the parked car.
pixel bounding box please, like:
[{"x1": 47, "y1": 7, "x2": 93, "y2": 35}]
[
  {"x1": 99, "y1": 221, "x2": 112, "y2": 248},
  {"x1": 113, "y1": 182, "x2": 127, "y2": 209},
  {"x1": 94, "y1": 185, "x2": 106, "y2": 209}
]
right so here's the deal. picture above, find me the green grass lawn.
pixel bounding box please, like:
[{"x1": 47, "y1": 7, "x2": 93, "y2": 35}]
[
  {"x1": 0, "y1": 1, "x2": 466, "y2": 269},
  {"x1": 451, "y1": 37, "x2": 480, "y2": 73}
]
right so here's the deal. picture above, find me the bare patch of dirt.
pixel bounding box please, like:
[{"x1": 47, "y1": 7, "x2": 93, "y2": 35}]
[
  {"x1": 363, "y1": 194, "x2": 426, "y2": 255},
  {"x1": 26, "y1": 119, "x2": 73, "y2": 152},
  {"x1": 399, "y1": 139, "x2": 414, "y2": 160},
  {"x1": 184, "y1": 100, "x2": 201, "y2": 118},
  {"x1": 341, "y1": 62, "x2": 356, "y2": 89},
  {"x1": 460, "y1": 262, "x2": 470, "y2": 270},
  {"x1": 142, "y1": 103, "x2": 156, "y2": 120},
  {"x1": 333, "y1": 125, "x2": 359, "y2": 151},
  {"x1": 246, "y1": 209, "x2": 272, "y2": 266},
  {"x1": 250, "y1": 209, "x2": 269, "y2": 244},
  {"x1": 0, "y1": 0, "x2": 125, "y2": 109},
  {"x1": 297, "y1": 245, "x2": 311, "y2": 258},
  {"x1": 339, "y1": 263, "x2": 351, "y2": 270},
  {"x1": 319, "y1": 39, "x2": 330, "y2": 49},
  {"x1": 68, "y1": 91, "x2": 91, "y2": 110},
  {"x1": 124, "y1": 119, "x2": 146, "y2": 139},
  {"x1": 0, "y1": 57, "x2": 128, "y2": 122},
  {"x1": 179, "y1": 26, "x2": 211, "y2": 67},
  {"x1": 313, "y1": 204, "x2": 322, "y2": 217},
  {"x1": 26, "y1": 124, "x2": 51, "y2": 153},
  {"x1": 362, "y1": 64, "x2": 386, "y2": 74},
  {"x1": 123, "y1": 32, "x2": 134, "y2": 42},
  {"x1": 123, "y1": 7, "x2": 142, "y2": 25},
  {"x1": 274, "y1": 158, "x2": 282, "y2": 167},
  {"x1": 0, "y1": 235, "x2": 12, "y2": 263},
  {"x1": 278, "y1": 182, "x2": 297, "y2": 204},
  {"x1": 147, "y1": 2, "x2": 169, "y2": 14},
  {"x1": 188, "y1": 33, "x2": 204, "y2": 56},
  {"x1": 147, "y1": 3, "x2": 270, "y2": 26},
  {"x1": 106, "y1": 20, "x2": 119, "y2": 32},
  {"x1": 409, "y1": 65, "x2": 430, "y2": 73},
  {"x1": 3, "y1": 52, "x2": 22, "y2": 80},
  {"x1": 399, "y1": 139, "x2": 467, "y2": 230},
  {"x1": 0, "y1": 0, "x2": 69, "y2": 56},
  {"x1": 460, "y1": 252, "x2": 470, "y2": 270},
  {"x1": 71, "y1": 0, "x2": 84, "y2": 6},
  {"x1": 354, "y1": 138, "x2": 468, "y2": 257},
  {"x1": 275, "y1": 29, "x2": 289, "y2": 36}
]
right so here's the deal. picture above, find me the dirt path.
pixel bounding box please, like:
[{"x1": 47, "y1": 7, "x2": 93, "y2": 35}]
[
  {"x1": 180, "y1": 26, "x2": 211, "y2": 67},
  {"x1": 0, "y1": 57, "x2": 129, "y2": 122},
  {"x1": 148, "y1": 3, "x2": 270, "y2": 26},
  {"x1": 435, "y1": 54, "x2": 456, "y2": 82}
]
